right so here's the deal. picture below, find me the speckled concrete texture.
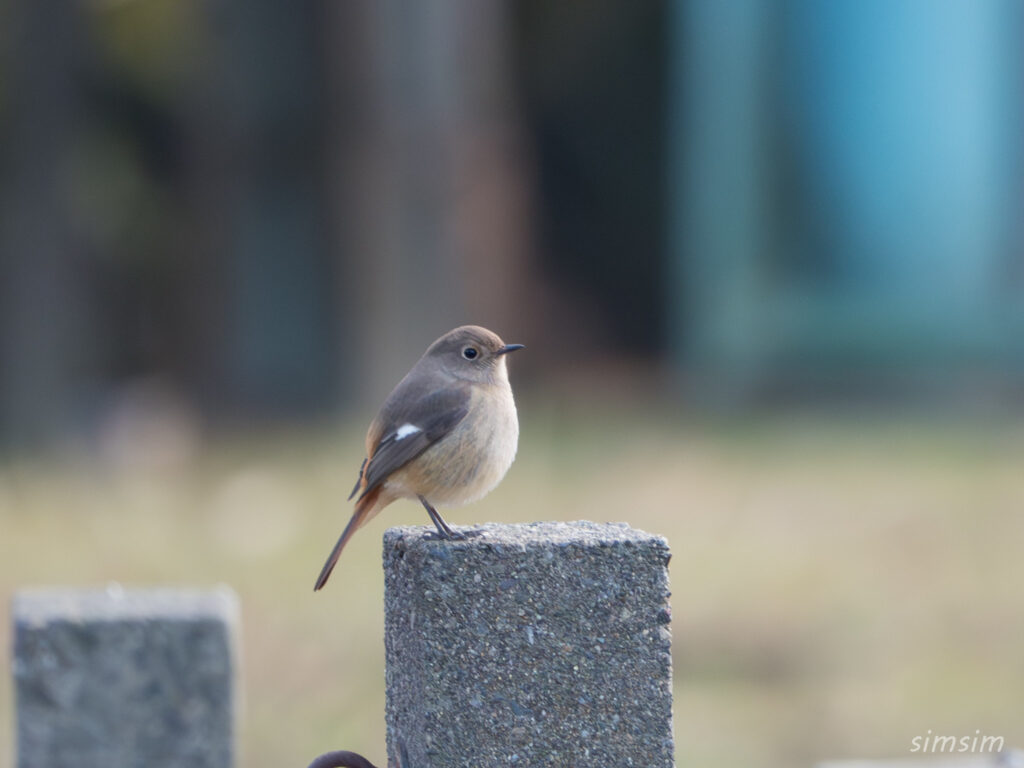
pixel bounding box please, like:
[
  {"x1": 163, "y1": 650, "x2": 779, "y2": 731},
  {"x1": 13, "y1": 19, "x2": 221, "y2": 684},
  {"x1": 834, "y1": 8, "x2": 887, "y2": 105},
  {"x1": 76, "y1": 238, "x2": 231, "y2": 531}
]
[
  {"x1": 384, "y1": 521, "x2": 673, "y2": 768},
  {"x1": 13, "y1": 585, "x2": 239, "y2": 768}
]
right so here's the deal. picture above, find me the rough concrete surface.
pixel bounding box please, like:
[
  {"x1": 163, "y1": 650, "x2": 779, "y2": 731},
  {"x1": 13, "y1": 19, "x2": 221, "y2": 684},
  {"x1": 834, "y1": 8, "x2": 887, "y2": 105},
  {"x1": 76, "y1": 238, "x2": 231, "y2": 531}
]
[
  {"x1": 13, "y1": 585, "x2": 239, "y2": 768},
  {"x1": 384, "y1": 521, "x2": 673, "y2": 768}
]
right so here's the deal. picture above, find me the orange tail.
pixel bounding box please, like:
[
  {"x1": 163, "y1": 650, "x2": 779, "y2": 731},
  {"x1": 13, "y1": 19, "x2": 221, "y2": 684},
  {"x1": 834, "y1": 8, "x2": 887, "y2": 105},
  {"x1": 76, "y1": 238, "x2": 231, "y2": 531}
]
[{"x1": 314, "y1": 486, "x2": 382, "y2": 591}]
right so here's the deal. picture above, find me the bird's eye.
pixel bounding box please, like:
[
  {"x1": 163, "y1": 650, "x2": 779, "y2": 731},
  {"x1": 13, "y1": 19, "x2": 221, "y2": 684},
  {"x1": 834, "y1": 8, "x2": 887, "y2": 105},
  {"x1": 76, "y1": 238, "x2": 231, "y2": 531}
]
[{"x1": 462, "y1": 346, "x2": 479, "y2": 360}]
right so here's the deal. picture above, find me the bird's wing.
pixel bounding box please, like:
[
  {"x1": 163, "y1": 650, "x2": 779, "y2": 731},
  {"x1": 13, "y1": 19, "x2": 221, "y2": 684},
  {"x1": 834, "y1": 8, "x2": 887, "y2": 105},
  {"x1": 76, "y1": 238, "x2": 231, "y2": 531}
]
[{"x1": 357, "y1": 383, "x2": 471, "y2": 499}]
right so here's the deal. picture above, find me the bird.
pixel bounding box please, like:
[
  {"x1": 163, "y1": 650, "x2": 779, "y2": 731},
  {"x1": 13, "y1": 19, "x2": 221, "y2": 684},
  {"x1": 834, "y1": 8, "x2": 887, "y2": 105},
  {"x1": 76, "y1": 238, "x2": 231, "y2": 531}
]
[{"x1": 314, "y1": 325, "x2": 523, "y2": 591}]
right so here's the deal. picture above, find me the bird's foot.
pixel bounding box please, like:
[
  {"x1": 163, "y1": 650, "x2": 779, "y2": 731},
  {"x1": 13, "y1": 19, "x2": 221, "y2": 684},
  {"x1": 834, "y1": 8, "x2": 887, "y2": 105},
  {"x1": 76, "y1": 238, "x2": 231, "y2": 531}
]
[{"x1": 425, "y1": 526, "x2": 484, "y2": 542}]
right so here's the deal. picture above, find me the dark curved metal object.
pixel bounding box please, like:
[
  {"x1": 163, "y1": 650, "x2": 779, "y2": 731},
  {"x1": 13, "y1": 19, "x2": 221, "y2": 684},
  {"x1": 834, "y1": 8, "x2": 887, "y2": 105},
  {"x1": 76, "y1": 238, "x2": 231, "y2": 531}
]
[
  {"x1": 305, "y1": 740, "x2": 409, "y2": 768},
  {"x1": 305, "y1": 751, "x2": 379, "y2": 768}
]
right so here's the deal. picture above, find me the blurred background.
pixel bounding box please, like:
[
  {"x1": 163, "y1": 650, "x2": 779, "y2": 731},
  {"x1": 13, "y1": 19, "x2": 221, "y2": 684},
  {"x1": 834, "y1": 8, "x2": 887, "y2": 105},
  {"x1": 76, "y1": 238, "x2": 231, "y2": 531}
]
[{"x1": 2, "y1": 0, "x2": 1023, "y2": 766}]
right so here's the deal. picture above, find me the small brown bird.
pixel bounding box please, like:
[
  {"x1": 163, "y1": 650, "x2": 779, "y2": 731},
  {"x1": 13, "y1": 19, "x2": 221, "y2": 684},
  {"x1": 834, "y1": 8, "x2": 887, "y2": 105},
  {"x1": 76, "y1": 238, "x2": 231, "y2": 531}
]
[{"x1": 314, "y1": 325, "x2": 523, "y2": 591}]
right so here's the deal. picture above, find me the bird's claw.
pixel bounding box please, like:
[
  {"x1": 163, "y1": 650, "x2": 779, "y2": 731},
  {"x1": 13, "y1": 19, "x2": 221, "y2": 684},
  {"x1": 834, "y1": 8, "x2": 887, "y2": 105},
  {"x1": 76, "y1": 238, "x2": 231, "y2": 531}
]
[{"x1": 426, "y1": 527, "x2": 484, "y2": 542}]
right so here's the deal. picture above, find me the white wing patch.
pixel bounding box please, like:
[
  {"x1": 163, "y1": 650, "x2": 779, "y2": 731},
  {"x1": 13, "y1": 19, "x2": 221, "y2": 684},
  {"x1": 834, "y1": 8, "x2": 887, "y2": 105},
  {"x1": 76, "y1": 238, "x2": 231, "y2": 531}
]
[{"x1": 395, "y1": 423, "x2": 422, "y2": 441}]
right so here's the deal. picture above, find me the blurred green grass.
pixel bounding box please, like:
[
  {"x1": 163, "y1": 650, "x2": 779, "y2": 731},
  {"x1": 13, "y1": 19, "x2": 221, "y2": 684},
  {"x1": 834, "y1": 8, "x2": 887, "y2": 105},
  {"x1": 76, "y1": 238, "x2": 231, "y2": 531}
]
[{"x1": 3, "y1": 402, "x2": 1024, "y2": 768}]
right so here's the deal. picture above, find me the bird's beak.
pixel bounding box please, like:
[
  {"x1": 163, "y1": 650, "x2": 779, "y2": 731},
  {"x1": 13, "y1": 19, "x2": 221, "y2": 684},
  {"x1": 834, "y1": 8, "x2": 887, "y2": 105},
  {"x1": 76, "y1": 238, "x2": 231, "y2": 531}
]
[{"x1": 496, "y1": 343, "x2": 525, "y2": 356}]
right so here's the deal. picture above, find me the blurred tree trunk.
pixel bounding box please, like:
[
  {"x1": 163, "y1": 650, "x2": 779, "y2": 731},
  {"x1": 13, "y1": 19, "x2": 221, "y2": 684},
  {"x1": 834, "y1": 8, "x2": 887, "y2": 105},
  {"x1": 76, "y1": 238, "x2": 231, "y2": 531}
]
[
  {"x1": 0, "y1": 0, "x2": 99, "y2": 446},
  {"x1": 323, "y1": 0, "x2": 538, "y2": 407},
  {"x1": 180, "y1": 0, "x2": 335, "y2": 421}
]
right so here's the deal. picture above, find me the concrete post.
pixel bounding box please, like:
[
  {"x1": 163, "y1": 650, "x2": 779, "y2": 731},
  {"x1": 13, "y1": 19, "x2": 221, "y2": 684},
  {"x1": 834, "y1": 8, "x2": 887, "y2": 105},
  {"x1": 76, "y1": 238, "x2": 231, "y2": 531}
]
[
  {"x1": 384, "y1": 521, "x2": 674, "y2": 767},
  {"x1": 12, "y1": 585, "x2": 239, "y2": 768}
]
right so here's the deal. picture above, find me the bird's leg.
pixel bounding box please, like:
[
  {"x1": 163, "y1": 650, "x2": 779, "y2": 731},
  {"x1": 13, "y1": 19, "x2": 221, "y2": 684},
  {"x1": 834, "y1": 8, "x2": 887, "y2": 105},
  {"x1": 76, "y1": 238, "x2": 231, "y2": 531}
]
[{"x1": 418, "y1": 495, "x2": 466, "y2": 540}]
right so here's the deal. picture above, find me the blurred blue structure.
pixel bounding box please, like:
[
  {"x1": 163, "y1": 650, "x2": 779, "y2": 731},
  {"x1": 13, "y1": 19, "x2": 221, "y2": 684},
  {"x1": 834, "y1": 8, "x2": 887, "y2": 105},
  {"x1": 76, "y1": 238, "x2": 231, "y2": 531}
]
[{"x1": 670, "y1": 0, "x2": 1024, "y2": 401}]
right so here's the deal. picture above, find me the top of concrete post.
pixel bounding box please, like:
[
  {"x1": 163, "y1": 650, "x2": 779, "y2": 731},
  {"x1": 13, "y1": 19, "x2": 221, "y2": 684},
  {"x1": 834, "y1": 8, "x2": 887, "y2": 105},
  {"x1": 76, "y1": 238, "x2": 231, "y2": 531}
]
[
  {"x1": 385, "y1": 519, "x2": 669, "y2": 553},
  {"x1": 13, "y1": 584, "x2": 239, "y2": 625}
]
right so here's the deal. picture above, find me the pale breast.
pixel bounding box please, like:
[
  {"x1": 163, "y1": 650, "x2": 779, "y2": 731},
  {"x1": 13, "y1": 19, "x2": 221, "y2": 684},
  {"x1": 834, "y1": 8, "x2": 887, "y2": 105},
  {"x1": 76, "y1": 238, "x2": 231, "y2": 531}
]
[{"x1": 384, "y1": 383, "x2": 518, "y2": 506}]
